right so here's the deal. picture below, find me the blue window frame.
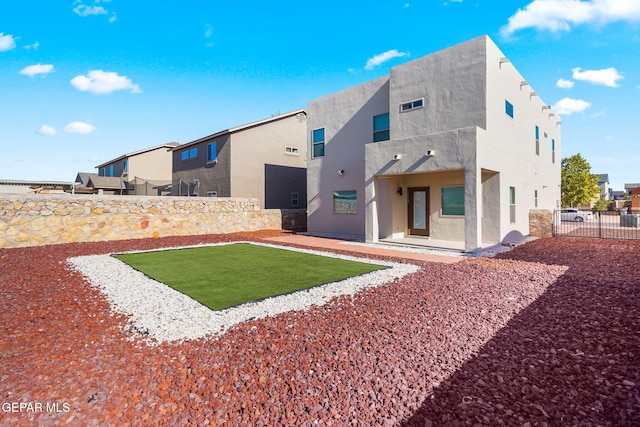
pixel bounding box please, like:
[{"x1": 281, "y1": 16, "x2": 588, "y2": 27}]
[
  {"x1": 312, "y1": 128, "x2": 325, "y2": 158},
  {"x1": 207, "y1": 142, "x2": 217, "y2": 162},
  {"x1": 108, "y1": 165, "x2": 114, "y2": 177},
  {"x1": 441, "y1": 186, "x2": 464, "y2": 216},
  {"x1": 535, "y1": 125, "x2": 539, "y2": 140},
  {"x1": 181, "y1": 151, "x2": 189, "y2": 160},
  {"x1": 505, "y1": 100, "x2": 514, "y2": 118},
  {"x1": 373, "y1": 113, "x2": 390, "y2": 142}
]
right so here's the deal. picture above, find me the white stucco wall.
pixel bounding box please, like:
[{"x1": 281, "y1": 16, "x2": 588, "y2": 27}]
[
  {"x1": 307, "y1": 77, "x2": 390, "y2": 237},
  {"x1": 307, "y1": 35, "x2": 561, "y2": 250}
]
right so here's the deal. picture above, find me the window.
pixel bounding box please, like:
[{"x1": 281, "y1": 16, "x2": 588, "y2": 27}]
[
  {"x1": 505, "y1": 100, "x2": 514, "y2": 118},
  {"x1": 535, "y1": 190, "x2": 538, "y2": 208},
  {"x1": 373, "y1": 113, "x2": 390, "y2": 142},
  {"x1": 441, "y1": 186, "x2": 464, "y2": 216},
  {"x1": 312, "y1": 128, "x2": 325, "y2": 158},
  {"x1": 400, "y1": 98, "x2": 423, "y2": 112},
  {"x1": 510, "y1": 187, "x2": 516, "y2": 223},
  {"x1": 109, "y1": 165, "x2": 114, "y2": 177},
  {"x1": 123, "y1": 159, "x2": 128, "y2": 173},
  {"x1": 552, "y1": 139, "x2": 556, "y2": 163},
  {"x1": 182, "y1": 147, "x2": 198, "y2": 160},
  {"x1": 207, "y1": 142, "x2": 217, "y2": 163},
  {"x1": 100, "y1": 167, "x2": 106, "y2": 177},
  {"x1": 285, "y1": 146, "x2": 299, "y2": 155},
  {"x1": 291, "y1": 192, "x2": 299, "y2": 208},
  {"x1": 333, "y1": 190, "x2": 357, "y2": 215},
  {"x1": 206, "y1": 191, "x2": 218, "y2": 197},
  {"x1": 535, "y1": 125, "x2": 540, "y2": 155}
]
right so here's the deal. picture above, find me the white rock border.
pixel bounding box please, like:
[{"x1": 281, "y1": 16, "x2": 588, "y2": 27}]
[{"x1": 67, "y1": 241, "x2": 420, "y2": 344}]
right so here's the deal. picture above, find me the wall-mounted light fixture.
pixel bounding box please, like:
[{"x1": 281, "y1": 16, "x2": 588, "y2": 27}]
[
  {"x1": 338, "y1": 169, "x2": 345, "y2": 176},
  {"x1": 426, "y1": 150, "x2": 435, "y2": 157},
  {"x1": 393, "y1": 154, "x2": 402, "y2": 161},
  {"x1": 397, "y1": 187, "x2": 403, "y2": 196}
]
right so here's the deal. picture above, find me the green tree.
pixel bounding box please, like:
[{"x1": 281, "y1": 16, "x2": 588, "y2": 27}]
[{"x1": 561, "y1": 154, "x2": 600, "y2": 207}]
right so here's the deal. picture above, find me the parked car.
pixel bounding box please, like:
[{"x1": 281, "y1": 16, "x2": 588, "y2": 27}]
[{"x1": 560, "y1": 208, "x2": 593, "y2": 222}]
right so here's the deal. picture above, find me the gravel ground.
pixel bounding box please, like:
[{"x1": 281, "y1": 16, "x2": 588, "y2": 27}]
[{"x1": 0, "y1": 231, "x2": 638, "y2": 426}]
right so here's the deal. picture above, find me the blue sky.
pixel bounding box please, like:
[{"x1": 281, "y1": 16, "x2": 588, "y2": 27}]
[{"x1": 1, "y1": 0, "x2": 639, "y2": 191}]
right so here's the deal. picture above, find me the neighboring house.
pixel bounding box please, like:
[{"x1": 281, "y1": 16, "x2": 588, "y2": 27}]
[
  {"x1": 627, "y1": 184, "x2": 640, "y2": 210},
  {"x1": 95, "y1": 142, "x2": 179, "y2": 195},
  {"x1": 0, "y1": 179, "x2": 72, "y2": 194},
  {"x1": 597, "y1": 174, "x2": 610, "y2": 200},
  {"x1": 306, "y1": 35, "x2": 561, "y2": 252},
  {"x1": 171, "y1": 110, "x2": 307, "y2": 209},
  {"x1": 73, "y1": 173, "x2": 128, "y2": 195}
]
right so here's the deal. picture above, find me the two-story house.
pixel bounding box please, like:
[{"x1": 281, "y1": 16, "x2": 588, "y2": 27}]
[
  {"x1": 307, "y1": 35, "x2": 561, "y2": 252},
  {"x1": 95, "y1": 142, "x2": 179, "y2": 195},
  {"x1": 171, "y1": 109, "x2": 307, "y2": 209}
]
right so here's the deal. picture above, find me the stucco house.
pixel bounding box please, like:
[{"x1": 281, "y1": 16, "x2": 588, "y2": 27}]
[
  {"x1": 171, "y1": 109, "x2": 307, "y2": 209},
  {"x1": 95, "y1": 142, "x2": 179, "y2": 195},
  {"x1": 306, "y1": 35, "x2": 561, "y2": 252}
]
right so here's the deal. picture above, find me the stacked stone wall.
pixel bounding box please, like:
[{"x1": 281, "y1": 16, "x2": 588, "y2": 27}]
[
  {"x1": 529, "y1": 209, "x2": 553, "y2": 238},
  {"x1": 0, "y1": 194, "x2": 290, "y2": 248}
]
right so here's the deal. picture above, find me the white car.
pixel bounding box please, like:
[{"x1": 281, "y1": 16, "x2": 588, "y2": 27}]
[{"x1": 560, "y1": 208, "x2": 593, "y2": 222}]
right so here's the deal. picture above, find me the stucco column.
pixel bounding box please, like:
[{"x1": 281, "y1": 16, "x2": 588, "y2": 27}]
[
  {"x1": 365, "y1": 176, "x2": 378, "y2": 242},
  {"x1": 464, "y1": 167, "x2": 482, "y2": 252}
]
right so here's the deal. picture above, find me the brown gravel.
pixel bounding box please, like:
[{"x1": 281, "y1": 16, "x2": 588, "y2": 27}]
[{"x1": 0, "y1": 232, "x2": 638, "y2": 426}]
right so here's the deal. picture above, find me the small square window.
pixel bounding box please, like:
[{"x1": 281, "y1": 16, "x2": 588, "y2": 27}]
[
  {"x1": 181, "y1": 151, "x2": 189, "y2": 161},
  {"x1": 333, "y1": 190, "x2": 357, "y2": 215},
  {"x1": 189, "y1": 148, "x2": 198, "y2": 158},
  {"x1": 291, "y1": 192, "x2": 299, "y2": 208},
  {"x1": 285, "y1": 146, "x2": 299, "y2": 155},
  {"x1": 441, "y1": 186, "x2": 464, "y2": 216}
]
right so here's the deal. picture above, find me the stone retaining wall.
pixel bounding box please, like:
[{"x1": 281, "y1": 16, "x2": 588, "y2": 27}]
[
  {"x1": 0, "y1": 194, "x2": 298, "y2": 249},
  {"x1": 529, "y1": 209, "x2": 553, "y2": 238}
]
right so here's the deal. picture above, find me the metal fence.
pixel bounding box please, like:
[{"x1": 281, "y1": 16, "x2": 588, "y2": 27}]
[
  {"x1": 128, "y1": 177, "x2": 173, "y2": 196},
  {"x1": 553, "y1": 209, "x2": 640, "y2": 240}
]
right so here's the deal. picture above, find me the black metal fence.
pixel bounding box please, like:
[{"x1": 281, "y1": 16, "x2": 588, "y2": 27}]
[{"x1": 553, "y1": 209, "x2": 640, "y2": 240}]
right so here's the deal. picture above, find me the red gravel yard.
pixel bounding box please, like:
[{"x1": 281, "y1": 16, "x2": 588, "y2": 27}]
[{"x1": 1, "y1": 231, "x2": 638, "y2": 426}]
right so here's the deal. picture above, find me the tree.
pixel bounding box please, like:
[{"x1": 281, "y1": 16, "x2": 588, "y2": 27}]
[{"x1": 561, "y1": 154, "x2": 600, "y2": 207}]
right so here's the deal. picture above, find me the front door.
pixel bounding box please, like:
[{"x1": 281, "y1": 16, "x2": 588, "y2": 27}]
[{"x1": 408, "y1": 187, "x2": 429, "y2": 236}]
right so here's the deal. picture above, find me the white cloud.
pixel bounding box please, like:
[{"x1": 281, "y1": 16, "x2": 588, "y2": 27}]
[
  {"x1": 572, "y1": 67, "x2": 623, "y2": 87},
  {"x1": 501, "y1": 0, "x2": 640, "y2": 36},
  {"x1": 70, "y1": 70, "x2": 142, "y2": 94},
  {"x1": 553, "y1": 97, "x2": 592, "y2": 115},
  {"x1": 109, "y1": 12, "x2": 117, "y2": 23},
  {"x1": 365, "y1": 50, "x2": 409, "y2": 70},
  {"x1": 205, "y1": 24, "x2": 213, "y2": 38},
  {"x1": 73, "y1": 4, "x2": 108, "y2": 17},
  {"x1": 64, "y1": 121, "x2": 97, "y2": 134},
  {"x1": 557, "y1": 78, "x2": 575, "y2": 88},
  {"x1": 19, "y1": 64, "x2": 54, "y2": 77},
  {"x1": 25, "y1": 41, "x2": 39, "y2": 50},
  {"x1": 38, "y1": 125, "x2": 57, "y2": 135},
  {"x1": 0, "y1": 32, "x2": 16, "y2": 51}
]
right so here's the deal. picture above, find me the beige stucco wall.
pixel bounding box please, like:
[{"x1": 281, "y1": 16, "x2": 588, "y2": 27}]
[
  {"x1": 0, "y1": 194, "x2": 285, "y2": 249},
  {"x1": 129, "y1": 146, "x2": 175, "y2": 182},
  {"x1": 231, "y1": 112, "x2": 307, "y2": 208}
]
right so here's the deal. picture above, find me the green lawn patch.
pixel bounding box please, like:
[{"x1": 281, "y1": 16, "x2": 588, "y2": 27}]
[{"x1": 113, "y1": 243, "x2": 386, "y2": 311}]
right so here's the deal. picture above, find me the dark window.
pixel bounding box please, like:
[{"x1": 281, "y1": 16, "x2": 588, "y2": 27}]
[
  {"x1": 312, "y1": 128, "x2": 325, "y2": 158},
  {"x1": 373, "y1": 113, "x2": 390, "y2": 142}
]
